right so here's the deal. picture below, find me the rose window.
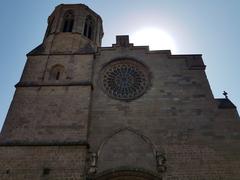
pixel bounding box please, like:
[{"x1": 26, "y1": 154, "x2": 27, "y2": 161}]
[{"x1": 100, "y1": 59, "x2": 150, "y2": 100}]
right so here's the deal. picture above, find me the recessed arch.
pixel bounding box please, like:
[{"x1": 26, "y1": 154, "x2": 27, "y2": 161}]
[
  {"x1": 62, "y1": 10, "x2": 74, "y2": 32},
  {"x1": 95, "y1": 127, "x2": 165, "y2": 173},
  {"x1": 49, "y1": 64, "x2": 65, "y2": 80},
  {"x1": 84, "y1": 15, "x2": 95, "y2": 40},
  {"x1": 97, "y1": 127, "x2": 159, "y2": 157}
]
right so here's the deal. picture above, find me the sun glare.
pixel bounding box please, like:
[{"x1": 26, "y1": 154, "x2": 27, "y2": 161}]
[{"x1": 131, "y1": 27, "x2": 177, "y2": 51}]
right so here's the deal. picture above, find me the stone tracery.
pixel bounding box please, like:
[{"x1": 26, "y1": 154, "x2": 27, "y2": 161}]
[{"x1": 101, "y1": 59, "x2": 150, "y2": 100}]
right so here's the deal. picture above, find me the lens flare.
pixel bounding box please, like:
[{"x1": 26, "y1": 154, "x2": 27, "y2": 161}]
[{"x1": 131, "y1": 27, "x2": 177, "y2": 51}]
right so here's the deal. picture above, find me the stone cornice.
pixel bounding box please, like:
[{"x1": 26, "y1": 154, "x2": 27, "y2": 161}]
[{"x1": 15, "y1": 81, "x2": 93, "y2": 88}]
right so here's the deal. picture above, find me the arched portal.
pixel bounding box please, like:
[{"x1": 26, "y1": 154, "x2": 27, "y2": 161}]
[{"x1": 96, "y1": 128, "x2": 157, "y2": 173}]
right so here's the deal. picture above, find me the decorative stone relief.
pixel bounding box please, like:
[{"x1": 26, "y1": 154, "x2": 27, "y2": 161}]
[
  {"x1": 88, "y1": 152, "x2": 98, "y2": 174},
  {"x1": 156, "y1": 152, "x2": 167, "y2": 173}
]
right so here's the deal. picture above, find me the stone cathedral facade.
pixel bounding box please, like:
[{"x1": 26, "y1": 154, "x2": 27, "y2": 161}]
[{"x1": 0, "y1": 3, "x2": 240, "y2": 180}]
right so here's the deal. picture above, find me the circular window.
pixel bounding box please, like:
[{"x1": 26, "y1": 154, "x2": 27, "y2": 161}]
[{"x1": 100, "y1": 59, "x2": 150, "y2": 100}]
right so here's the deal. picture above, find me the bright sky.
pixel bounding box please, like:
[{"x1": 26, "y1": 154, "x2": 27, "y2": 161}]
[{"x1": 0, "y1": 0, "x2": 239, "y2": 130}]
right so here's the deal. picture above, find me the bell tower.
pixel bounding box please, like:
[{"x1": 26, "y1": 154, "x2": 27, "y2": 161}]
[
  {"x1": 0, "y1": 4, "x2": 103, "y2": 144},
  {"x1": 40, "y1": 4, "x2": 103, "y2": 54}
]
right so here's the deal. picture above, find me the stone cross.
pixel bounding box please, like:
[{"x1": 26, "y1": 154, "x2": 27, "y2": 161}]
[{"x1": 223, "y1": 91, "x2": 228, "y2": 99}]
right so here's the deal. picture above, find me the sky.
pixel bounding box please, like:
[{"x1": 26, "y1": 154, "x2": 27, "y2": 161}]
[{"x1": 0, "y1": 0, "x2": 239, "y2": 130}]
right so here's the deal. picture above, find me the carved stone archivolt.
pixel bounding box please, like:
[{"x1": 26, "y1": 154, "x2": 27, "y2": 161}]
[
  {"x1": 100, "y1": 59, "x2": 150, "y2": 100},
  {"x1": 87, "y1": 128, "x2": 167, "y2": 178}
]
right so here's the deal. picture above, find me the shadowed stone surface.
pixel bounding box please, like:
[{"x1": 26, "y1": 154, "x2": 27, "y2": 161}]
[{"x1": 0, "y1": 3, "x2": 240, "y2": 180}]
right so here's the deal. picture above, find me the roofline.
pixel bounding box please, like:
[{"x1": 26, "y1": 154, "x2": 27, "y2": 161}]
[{"x1": 54, "y1": 3, "x2": 102, "y2": 22}]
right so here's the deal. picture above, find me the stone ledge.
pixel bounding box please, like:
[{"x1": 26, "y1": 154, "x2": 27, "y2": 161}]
[
  {"x1": 15, "y1": 81, "x2": 93, "y2": 88},
  {"x1": 0, "y1": 141, "x2": 89, "y2": 147}
]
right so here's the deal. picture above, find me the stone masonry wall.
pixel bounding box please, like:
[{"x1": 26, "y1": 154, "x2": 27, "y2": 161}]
[
  {"x1": 0, "y1": 145, "x2": 87, "y2": 180},
  {"x1": 1, "y1": 53, "x2": 94, "y2": 143},
  {"x1": 21, "y1": 54, "x2": 94, "y2": 83},
  {"x1": 88, "y1": 46, "x2": 240, "y2": 179},
  {"x1": 1, "y1": 86, "x2": 91, "y2": 143}
]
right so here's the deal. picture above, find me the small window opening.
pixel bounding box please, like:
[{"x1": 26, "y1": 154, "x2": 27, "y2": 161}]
[
  {"x1": 62, "y1": 11, "x2": 74, "y2": 32},
  {"x1": 84, "y1": 15, "x2": 95, "y2": 40},
  {"x1": 56, "y1": 71, "x2": 60, "y2": 80},
  {"x1": 43, "y1": 168, "x2": 50, "y2": 176},
  {"x1": 88, "y1": 26, "x2": 92, "y2": 39},
  {"x1": 49, "y1": 65, "x2": 65, "y2": 81},
  {"x1": 63, "y1": 21, "x2": 69, "y2": 32},
  {"x1": 84, "y1": 23, "x2": 88, "y2": 36}
]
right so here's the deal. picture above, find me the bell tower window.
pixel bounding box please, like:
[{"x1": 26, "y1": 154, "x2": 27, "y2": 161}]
[
  {"x1": 84, "y1": 15, "x2": 95, "y2": 40},
  {"x1": 62, "y1": 11, "x2": 74, "y2": 32}
]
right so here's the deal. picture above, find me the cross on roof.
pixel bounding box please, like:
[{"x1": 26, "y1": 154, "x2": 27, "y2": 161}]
[{"x1": 223, "y1": 91, "x2": 228, "y2": 99}]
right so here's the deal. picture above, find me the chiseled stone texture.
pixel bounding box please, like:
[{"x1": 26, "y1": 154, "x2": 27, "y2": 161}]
[
  {"x1": 21, "y1": 54, "x2": 94, "y2": 83},
  {"x1": 1, "y1": 86, "x2": 91, "y2": 143},
  {"x1": 88, "y1": 44, "x2": 240, "y2": 179},
  {"x1": 1, "y1": 3, "x2": 240, "y2": 180},
  {"x1": 42, "y1": 4, "x2": 103, "y2": 54},
  {"x1": 0, "y1": 145, "x2": 87, "y2": 180},
  {"x1": 97, "y1": 129, "x2": 156, "y2": 172},
  {"x1": 1, "y1": 53, "x2": 94, "y2": 143}
]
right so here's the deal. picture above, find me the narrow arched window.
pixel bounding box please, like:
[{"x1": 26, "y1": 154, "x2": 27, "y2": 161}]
[
  {"x1": 84, "y1": 15, "x2": 95, "y2": 40},
  {"x1": 62, "y1": 11, "x2": 74, "y2": 32},
  {"x1": 49, "y1": 65, "x2": 65, "y2": 80}
]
